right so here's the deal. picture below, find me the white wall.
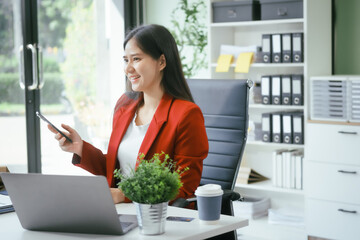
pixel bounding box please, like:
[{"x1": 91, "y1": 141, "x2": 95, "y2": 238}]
[{"x1": 144, "y1": 0, "x2": 178, "y2": 27}]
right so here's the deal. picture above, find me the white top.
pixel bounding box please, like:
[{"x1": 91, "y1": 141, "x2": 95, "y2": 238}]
[{"x1": 117, "y1": 114, "x2": 149, "y2": 176}]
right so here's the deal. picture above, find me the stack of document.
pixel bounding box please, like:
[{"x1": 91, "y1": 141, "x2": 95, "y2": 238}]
[
  {"x1": 216, "y1": 44, "x2": 261, "y2": 73},
  {"x1": 272, "y1": 149, "x2": 304, "y2": 189},
  {"x1": 268, "y1": 207, "x2": 305, "y2": 227},
  {"x1": 236, "y1": 167, "x2": 267, "y2": 184},
  {"x1": 233, "y1": 196, "x2": 270, "y2": 219},
  {"x1": 0, "y1": 191, "x2": 14, "y2": 214},
  {"x1": 247, "y1": 121, "x2": 262, "y2": 141}
]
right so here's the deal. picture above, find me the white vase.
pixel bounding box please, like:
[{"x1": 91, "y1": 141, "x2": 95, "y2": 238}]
[{"x1": 134, "y1": 201, "x2": 168, "y2": 235}]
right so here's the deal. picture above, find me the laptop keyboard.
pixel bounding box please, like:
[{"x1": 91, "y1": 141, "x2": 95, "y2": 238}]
[
  {"x1": 118, "y1": 214, "x2": 137, "y2": 230},
  {"x1": 120, "y1": 221, "x2": 133, "y2": 229}
]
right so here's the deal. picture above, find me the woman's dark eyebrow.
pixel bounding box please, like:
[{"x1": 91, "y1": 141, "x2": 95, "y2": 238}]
[{"x1": 123, "y1": 53, "x2": 143, "y2": 59}]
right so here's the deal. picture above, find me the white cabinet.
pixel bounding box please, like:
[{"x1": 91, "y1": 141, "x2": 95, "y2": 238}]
[
  {"x1": 306, "y1": 199, "x2": 360, "y2": 240},
  {"x1": 208, "y1": 0, "x2": 331, "y2": 238},
  {"x1": 307, "y1": 123, "x2": 360, "y2": 165},
  {"x1": 305, "y1": 160, "x2": 360, "y2": 205},
  {"x1": 305, "y1": 122, "x2": 360, "y2": 240}
]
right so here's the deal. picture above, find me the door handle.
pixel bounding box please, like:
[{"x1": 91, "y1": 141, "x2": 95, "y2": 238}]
[
  {"x1": 338, "y1": 209, "x2": 357, "y2": 214},
  {"x1": 338, "y1": 170, "x2": 357, "y2": 174},
  {"x1": 19, "y1": 45, "x2": 25, "y2": 89},
  {"x1": 26, "y1": 44, "x2": 38, "y2": 90},
  {"x1": 338, "y1": 131, "x2": 357, "y2": 135},
  {"x1": 38, "y1": 46, "x2": 44, "y2": 89}
]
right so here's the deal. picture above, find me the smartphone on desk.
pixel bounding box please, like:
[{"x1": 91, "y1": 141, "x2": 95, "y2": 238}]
[{"x1": 36, "y1": 111, "x2": 73, "y2": 143}]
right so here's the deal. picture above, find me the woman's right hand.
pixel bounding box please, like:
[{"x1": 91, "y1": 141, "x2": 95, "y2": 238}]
[{"x1": 48, "y1": 124, "x2": 83, "y2": 157}]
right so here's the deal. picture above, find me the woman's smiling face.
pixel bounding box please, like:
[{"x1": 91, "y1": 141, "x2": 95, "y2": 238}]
[{"x1": 123, "y1": 38, "x2": 165, "y2": 94}]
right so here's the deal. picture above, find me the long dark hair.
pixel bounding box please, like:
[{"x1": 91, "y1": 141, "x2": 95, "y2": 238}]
[{"x1": 123, "y1": 24, "x2": 194, "y2": 103}]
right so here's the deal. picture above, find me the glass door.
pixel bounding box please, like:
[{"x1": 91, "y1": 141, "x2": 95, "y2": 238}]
[
  {"x1": 1, "y1": 0, "x2": 126, "y2": 175},
  {"x1": 0, "y1": 0, "x2": 27, "y2": 173},
  {"x1": 37, "y1": 0, "x2": 126, "y2": 174}
]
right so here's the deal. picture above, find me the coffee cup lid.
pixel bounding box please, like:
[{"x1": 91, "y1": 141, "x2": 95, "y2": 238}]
[{"x1": 195, "y1": 184, "x2": 223, "y2": 197}]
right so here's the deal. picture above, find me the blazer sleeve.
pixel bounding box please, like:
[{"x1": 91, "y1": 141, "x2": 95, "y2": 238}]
[
  {"x1": 72, "y1": 141, "x2": 107, "y2": 176},
  {"x1": 173, "y1": 105, "x2": 209, "y2": 200}
]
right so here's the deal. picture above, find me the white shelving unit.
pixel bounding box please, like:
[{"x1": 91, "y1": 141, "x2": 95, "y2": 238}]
[
  {"x1": 236, "y1": 180, "x2": 304, "y2": 196},
  {"x1": 210, "y1": 63, "x2": 304, "y2": 68},
  {"x1": 207, "y1": 0, "x2": 332, "y2": 239},
  {"x1": 249, "y1": 104, "x2": 305, "y2": 110},
  {"x1": 246, "y1": 141, "x2": 304, "y2": 148}
]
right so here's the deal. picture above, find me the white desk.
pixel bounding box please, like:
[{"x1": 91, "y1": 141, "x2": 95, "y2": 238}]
[{"x1": 1, "y1": 203, "x2": 248, "y2": 240}]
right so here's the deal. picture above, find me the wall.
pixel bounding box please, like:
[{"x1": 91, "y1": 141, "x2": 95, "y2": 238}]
[
  {"x1": 143, "y1": 0, "x2": 178, "y2": 28},
  {"x1": 334, "y1": 0, "x2": 359, "y2": 74}
]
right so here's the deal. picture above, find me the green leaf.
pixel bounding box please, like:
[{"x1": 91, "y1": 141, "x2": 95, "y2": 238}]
[
  {"x1": 114, "y1": 152, "x2": 188, "y2": 204},
  {"x1": 170, "y1": 0, "x2": 207, "y2": 78}
]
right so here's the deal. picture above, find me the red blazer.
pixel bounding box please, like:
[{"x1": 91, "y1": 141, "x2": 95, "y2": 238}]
[{"x1": 73, "y1": 93, "x2": 209, "y2": 201}]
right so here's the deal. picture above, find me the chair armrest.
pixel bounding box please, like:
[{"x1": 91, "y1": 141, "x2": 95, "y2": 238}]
[
  {"x1": 222, "y1": 189, "x2": 244, "y2": 202},
  {"x1": 171, "y1": 197, "x2": 196, "y2": 208},
  {"x1": 171, "y1": 190, "x2": 243, "y2": 208}
]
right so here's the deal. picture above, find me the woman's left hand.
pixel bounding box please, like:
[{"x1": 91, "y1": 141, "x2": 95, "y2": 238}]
[{"x1": 110, "y1": 188, "x2": 125, "y2": 204}]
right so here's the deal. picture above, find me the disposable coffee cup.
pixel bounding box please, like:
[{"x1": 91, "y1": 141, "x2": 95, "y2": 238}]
[{"x1": 195, "y1": 184, "x2": 223, "y2": 224}]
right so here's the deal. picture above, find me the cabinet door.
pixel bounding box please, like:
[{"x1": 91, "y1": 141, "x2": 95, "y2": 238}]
[
  {"x1": 305, "y1": 161, "x2": 360, "y2": 204},
  {"x1": 307, "y1": 123, "x2": 360, "y2": 165},
  {"x1": 306, "y1": 198, "x2": 360, "y2": 240}
]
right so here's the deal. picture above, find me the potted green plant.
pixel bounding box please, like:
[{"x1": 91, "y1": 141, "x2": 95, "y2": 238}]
[{"x1": 113, "y1": 152, "x2": 188, "y2": 235}]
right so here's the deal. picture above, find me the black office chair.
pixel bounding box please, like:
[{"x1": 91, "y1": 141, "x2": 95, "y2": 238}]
[{"x1": 173, "y1": 79, "x2": 251, "y2": 240}]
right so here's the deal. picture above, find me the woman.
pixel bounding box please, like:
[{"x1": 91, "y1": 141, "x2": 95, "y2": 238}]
[{"x1": 49, "y1": 24, "x2": 208, "y2": 204}]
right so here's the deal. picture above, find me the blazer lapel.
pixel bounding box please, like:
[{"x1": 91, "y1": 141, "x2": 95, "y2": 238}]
[{"x1": 137, "y1": 94, "x2": 173, "y2": 166}]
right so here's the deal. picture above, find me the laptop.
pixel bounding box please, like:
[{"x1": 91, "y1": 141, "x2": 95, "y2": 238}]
[{"x1": 0, "y1": 173, "x2": 138, "y2": 235}]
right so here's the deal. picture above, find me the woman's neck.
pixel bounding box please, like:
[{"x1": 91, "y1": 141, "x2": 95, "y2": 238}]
[
  {"x1": 143, "y1": 83, "x2": 164, "y2": 107},
  {"x1": 135, "y1": 88, "x2": 164, "y2": 126}
]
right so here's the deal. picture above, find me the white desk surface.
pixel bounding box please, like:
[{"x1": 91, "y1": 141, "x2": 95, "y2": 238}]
[{"x1": 1, "y1": 203, "x2": 248, "y2": 240}]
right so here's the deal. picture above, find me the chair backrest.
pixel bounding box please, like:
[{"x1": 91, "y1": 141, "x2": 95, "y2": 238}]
[{"x1": 187, "y1": 79, "x2": 251, "y2": 191}]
